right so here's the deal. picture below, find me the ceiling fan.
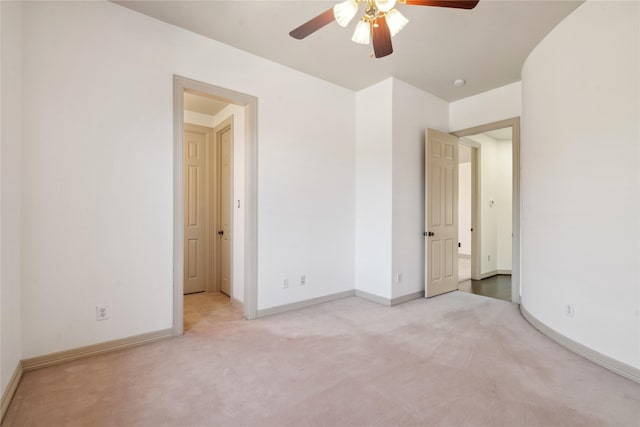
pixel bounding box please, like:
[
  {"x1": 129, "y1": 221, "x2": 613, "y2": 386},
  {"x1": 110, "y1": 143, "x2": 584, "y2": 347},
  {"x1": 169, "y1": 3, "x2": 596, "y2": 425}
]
[{"x1": 289, "y1": 0, "x2": 479, "y2": 58}]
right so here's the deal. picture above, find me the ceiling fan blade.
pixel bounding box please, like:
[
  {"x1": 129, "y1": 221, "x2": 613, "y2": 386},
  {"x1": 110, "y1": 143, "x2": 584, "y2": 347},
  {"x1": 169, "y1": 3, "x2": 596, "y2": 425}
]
[
  {"x1": 372, "y1": 17, "x2": 393, "y2": 58},
  {"x1": 289, "y1": 8, "x2": 335, "y2": 39},
  {"x1": 403, "y1": 0, "x2": 479, "y2": 9}
]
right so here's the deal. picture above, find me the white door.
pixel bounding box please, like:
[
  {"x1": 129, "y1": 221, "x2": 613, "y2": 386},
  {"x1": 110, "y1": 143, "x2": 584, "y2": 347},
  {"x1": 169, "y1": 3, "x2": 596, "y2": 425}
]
[
  {"x1": 216, "y1": 121, "x2": 233, "y2": 296},
  {"x1": 425, "y1": 129, "x2": 459, "y2": 297},
  {"x1": 183, "y1": 125, "x2": 210, "y2": 294}
]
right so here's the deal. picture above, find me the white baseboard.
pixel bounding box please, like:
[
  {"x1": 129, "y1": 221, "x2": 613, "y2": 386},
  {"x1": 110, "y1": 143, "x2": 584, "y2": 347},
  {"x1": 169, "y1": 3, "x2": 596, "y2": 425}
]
[
  {"x1": 355, "y1": 290, "x2": 391, "y2": 306},
  {"x1": 478, "y1": 270, "x2": 512, "y2": 279},
  {"x1": 479, "y1": 270, "x2": 497, "y2": 279},
  {"x1": 21, "y1": 328, "x2": 173, "y2": 372},
  {"x1": 1, "y1": 361, "x2": 23, "y2": 422},
  {"x1": 230, "y1": 296, "x2": 244, "y2": 312},
  {"x1": 391, "y1": 290, "x2": 425, "y2": 306},
  {"x1": 256, "y1": 290, "x2": 355, "y2": 318},
  {"x1": 520, "y1": 306, "x2": 640, "y2": 384}
]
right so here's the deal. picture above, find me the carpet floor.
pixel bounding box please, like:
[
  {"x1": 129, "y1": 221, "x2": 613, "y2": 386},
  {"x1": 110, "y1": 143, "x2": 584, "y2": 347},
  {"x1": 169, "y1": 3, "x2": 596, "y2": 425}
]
[{"x1": 4, "y1": 292, "x2": 639, "y2": 426}]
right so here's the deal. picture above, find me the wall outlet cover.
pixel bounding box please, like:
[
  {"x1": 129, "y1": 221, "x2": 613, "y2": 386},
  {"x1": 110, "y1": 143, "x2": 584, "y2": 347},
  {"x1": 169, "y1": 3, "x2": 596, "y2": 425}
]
[{"x1": 96, "y1": 305, "x2": 109, "y2": 321}]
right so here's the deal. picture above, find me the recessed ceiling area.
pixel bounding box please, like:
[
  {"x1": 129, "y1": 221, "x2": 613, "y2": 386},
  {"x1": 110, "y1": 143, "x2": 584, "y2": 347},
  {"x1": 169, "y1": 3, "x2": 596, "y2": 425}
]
[
  {"x1": 184, "y1": 92, "x2": 228, "y2": 116},
  {"x1": 114, "y1": 0, "x2": 582, "y2": 101},
  {"x1": 483, "y1": 127, "x2": 512, "y2": 140}
]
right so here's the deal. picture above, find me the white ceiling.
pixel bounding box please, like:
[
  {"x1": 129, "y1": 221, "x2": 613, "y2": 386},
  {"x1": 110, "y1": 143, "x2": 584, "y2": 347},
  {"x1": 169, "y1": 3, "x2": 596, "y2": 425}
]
[{"x1": 114, "y1": 0, "x2": 582, "y2": 101}]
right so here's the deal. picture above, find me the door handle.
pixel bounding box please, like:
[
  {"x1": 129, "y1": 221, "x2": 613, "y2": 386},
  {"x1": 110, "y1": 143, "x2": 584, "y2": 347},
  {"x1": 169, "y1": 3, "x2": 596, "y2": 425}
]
[
  {"x1": 217, "y1": 230, "x2": 224, "y2": 236},
  {"x1": 423, "y1": 231, "x2": 435, "y2": 237}
]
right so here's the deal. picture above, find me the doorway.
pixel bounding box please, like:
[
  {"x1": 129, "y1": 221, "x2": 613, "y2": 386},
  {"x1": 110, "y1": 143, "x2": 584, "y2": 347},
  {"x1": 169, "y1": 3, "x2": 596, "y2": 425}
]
[
  {"x1": 173, "y1": 76, "x2": 258, "y2": 336},
  {"x1": 182, "y1": 94, "x2": 238, "y2": 330},
  {"x1": 452, "y1": 118, "x2": 520, "y2": 304}
]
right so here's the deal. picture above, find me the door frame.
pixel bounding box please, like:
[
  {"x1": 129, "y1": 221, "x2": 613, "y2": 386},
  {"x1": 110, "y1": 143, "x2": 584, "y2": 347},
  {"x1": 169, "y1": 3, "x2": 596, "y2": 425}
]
[
  {"x1": 457, "y1": 137, "x2": 481, "y2": 281},
  {"x1": 451, "y1": 117, "x2": 521, "y2": 304},
  {"x1": 173, "y1": 75, "x2": 258, "y2": 336}
]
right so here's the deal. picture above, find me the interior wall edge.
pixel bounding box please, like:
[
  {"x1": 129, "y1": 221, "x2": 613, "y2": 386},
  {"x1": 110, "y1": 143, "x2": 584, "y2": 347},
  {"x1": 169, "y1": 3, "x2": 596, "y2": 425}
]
[
  {"x1": 355, "y1": 290, "x2": 392, "y2": 307},
  {"x1": 390, "y1": 290, "x2": 425, "y2": 306},
  {"x1": 520, "y1": 306, "x2": 640, "y2": 384}
]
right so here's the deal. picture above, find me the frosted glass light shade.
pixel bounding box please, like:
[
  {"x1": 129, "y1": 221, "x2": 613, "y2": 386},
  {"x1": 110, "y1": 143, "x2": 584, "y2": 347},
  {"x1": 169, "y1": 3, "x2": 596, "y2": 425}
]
[
  {"x1": 333, "y1": 0, "x2": 359, "y2": 27},
  {"x1": 386, "y1": 9, "x2": 409, "y2": 37},
  {"x1": 352, "y1": 19, "x2": 371, "y2": 44},
  {"x1": 375, "y1": 0, "x2": 397, "y2": 13}
]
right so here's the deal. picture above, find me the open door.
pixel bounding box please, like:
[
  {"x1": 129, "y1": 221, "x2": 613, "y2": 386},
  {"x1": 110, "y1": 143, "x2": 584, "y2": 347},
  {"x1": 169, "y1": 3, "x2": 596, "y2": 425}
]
[
  {"x1": 215, "y1": 118, "x2": 233, "y2": 296},
  {"x1": 425, "y1": 129, "x2": 459, "y2": 297}
]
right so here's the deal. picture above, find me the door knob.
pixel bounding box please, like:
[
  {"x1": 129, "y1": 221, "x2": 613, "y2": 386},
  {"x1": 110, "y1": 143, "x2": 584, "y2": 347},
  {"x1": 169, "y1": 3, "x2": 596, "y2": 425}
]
[
  {"x1": 217, "y1": 230, "x2": 224, "y2": 236},
  {"x1": 423, "y1": 231, "x2": 435, "y2": 237}
]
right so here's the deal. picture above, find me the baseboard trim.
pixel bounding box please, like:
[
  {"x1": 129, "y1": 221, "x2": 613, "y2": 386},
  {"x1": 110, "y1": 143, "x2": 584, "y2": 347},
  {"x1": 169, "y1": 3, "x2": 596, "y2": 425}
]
[
  {"x1": 21, "y1": 328, "x2": 173, "y2": 372},
  {"x1": 390, "y1": 290, "x2": 425, "y2": 306},
  {"x1": 256, "y1": 290, "x2": 355, "y2": 318},
  {"x1": 230, "y1": 297, "x2": 244, "y2": 312},
  {"x1": 520, "y1": 306, "x2": 640, "y2": 384},
  {"x1": 479, "y1": 270, "x2": 497, "y2": 279},
  {"x1": 1, "y1": 362, "x2": 23, "y2": 422},
  {"x1": 478, "y1": 270, "x2": 512, "y2": 279},
  {"x1": 355, "y1": 290, "x2": 391, "y2": 306}
]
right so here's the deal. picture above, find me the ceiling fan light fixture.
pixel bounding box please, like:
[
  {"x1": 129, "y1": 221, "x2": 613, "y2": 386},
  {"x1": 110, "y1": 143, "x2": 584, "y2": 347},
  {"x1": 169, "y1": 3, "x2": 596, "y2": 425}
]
[
  {"x1": 386, "y1": 9, "x2": 409, "y2": 37},
  {"x1": 375, "y1": 0, "x2": 397, "y2": 13},
  {"x1": 352, "y1": 19, "x2": 371, "y2": 44},
  {"x1": 333, "y1": 0, "x2": 359, "y2": 27}
]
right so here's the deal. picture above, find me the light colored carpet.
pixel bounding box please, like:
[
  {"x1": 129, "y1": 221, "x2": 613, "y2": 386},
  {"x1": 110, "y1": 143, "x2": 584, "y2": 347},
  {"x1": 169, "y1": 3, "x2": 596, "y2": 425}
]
[{"x1": 4, "y1": 292, "x2": 639, "y2": 426}]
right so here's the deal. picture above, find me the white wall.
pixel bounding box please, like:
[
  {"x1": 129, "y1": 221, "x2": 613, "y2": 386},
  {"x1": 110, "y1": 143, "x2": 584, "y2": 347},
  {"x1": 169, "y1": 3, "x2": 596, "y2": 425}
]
[
  {"x1": 458, "y1": 158, "x2": 472, "y2": 256},
  {"x1": 355, "y1": 79, "x2": 393, "y2": 299},
  {"x1": 20, "y1": 1, "x2": 355, "y2": 358},
  {"x1": 521, "y1": 0, "x2": 639, "y2": 368},
  {"x1": 0, "y1": 0, "x2": 23, "y2": 395},
  {"x1": 449, "y1": 82, "x2": 521, "y2": 132},
  {"x1": 479, "y1": 135, "x2": 498, "y2": 274},
  {"x1": 184, "y1": 104, "x2": 246, "y2": 303},
  {"x1": 496, "y1": 140, "x2": 512, "y2": 271},
  {"x1": 466, "y1": 134, "x2": 512, "y2": 275},
  {"x1": 391, "y1": 78, "x2": 448, "y2": 299}
]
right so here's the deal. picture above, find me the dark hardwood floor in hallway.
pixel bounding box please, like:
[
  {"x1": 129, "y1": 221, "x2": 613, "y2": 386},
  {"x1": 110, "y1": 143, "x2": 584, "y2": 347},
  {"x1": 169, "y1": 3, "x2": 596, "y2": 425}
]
[{"x1": 458, "y1": 275, "x2": 512, "y2": 302}]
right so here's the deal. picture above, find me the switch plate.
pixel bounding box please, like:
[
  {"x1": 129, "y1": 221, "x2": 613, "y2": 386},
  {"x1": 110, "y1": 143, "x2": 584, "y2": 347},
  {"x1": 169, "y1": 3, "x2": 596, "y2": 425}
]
[
  {"x1": 300, "y1": 275, "x2": 306, "y2": 285},
  {"x1": 565, "y1": 304, "x2": 575, "y2": 318}
]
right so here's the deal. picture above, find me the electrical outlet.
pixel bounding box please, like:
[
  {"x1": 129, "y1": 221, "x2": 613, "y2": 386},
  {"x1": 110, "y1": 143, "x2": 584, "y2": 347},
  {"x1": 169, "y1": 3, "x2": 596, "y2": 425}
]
[
  {"x1": 96, "y1": 305, "x2": 109, "y2": 321},
  {"x1": 395, "y1": 273, "x2": 402, "y2": 285},
  {"x1": 565, "y1": 304, "x2": 575, "y2": 318},
  {"x1": 300, "y1": 275, "x2": 306, "y2": 285},
  {"x1": 488, "y1": 255, "x2": 491, "y2": 261},
  {"x1": 282, "y1": 278, "x2": 289, "y2": 289}
]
